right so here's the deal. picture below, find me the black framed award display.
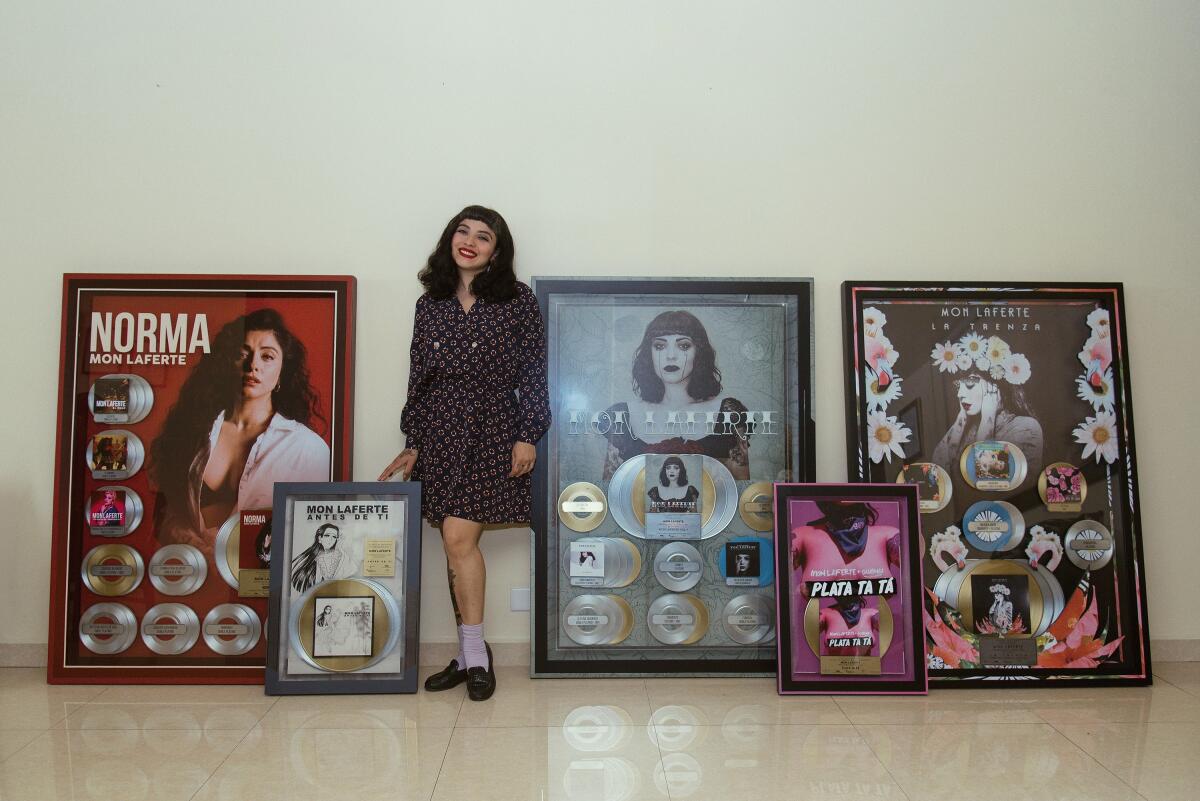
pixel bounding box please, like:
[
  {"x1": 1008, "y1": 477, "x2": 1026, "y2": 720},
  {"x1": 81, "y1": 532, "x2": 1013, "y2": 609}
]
[
  {"x1": 48, "y1": 274, "x2": 356, "y2": 684},
  {"x1": 775, "y1": 484, "x2": 927, "y2": 695},
  {"x1": 842, "y1": 282, "x2": 1150, "y2": 686},
  {"x1": 265, "y1": 482, "x2": 422, "y2": 695},
  {"x1": 532, "y1": 278, "x2": 814, "y2": 676}
]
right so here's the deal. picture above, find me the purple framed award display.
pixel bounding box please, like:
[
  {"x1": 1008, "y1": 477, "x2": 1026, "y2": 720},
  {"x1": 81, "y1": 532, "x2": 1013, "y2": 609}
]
[
  {"x1": 531, "y1": 278, "x2": 813, "y2": 676},
  {"x1": 775, "y1": 484, "x2": 927, "y2": 695},
  {"x1": 843, "y1": 283, "x2": 1151, "y2": 687}
]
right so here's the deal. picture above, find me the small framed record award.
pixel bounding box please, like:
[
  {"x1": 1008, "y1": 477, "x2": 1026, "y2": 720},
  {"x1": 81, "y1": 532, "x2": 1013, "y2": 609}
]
[
  {"x1": 266, "y1": 482, "x2": 422, "y2": 695},
  {"x1": 532, "y1": 278, "x2": 814, "y2": 676},
  {"x1": 775, "y1": 484, "x2": 927, "y2": 695},
  {"x1": 47, "y1": 274, "x2": 355, "y2": 684},
  {"x1": 843, "y1": 283, "x2": 1151, "y2": 687}
]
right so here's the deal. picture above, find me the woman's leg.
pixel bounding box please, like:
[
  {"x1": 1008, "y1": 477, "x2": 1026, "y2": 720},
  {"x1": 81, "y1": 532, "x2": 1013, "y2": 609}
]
[{"x1": 442, "y1": 516, "x2": 486, "y2": 625}]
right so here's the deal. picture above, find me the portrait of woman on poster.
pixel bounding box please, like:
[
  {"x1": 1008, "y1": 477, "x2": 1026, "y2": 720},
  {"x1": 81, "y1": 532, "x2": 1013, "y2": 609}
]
[
  {"x1": 930, "y1": 369, "x2": 1043, "y2": 478},
  {"x1": 791, "y1": 501, "x2": 900, "y2": 596},
  {"x1": 149, "y1": 308, "x2": 330, "y2": 557},
  {"x1": 602, "y1": 310, "x2": 751, "y2": 480},
  {"x1": 289, "y1": 523, "x2": 356, "y2": 592},
  {"x1": 378, "y1": 205, "x2": 551, "y2": 702},
  {"x1": 646, "y1": 456, "x2": 700, "y2": 513}
]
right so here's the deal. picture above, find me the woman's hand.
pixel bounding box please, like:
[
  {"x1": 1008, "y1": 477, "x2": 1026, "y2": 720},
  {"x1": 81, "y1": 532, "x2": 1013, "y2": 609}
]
[
  {"x1": 378, "y1": 449, "x2": 417, "y2": 481},
  {"x1": 510, "y1": 441, "x2": 536, "y2": 477}
]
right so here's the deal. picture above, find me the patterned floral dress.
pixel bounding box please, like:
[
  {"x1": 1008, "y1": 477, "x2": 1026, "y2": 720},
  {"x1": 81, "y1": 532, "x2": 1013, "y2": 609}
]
[{"x1": 401, "y1": 281, "x2": 551, "y2": 525}]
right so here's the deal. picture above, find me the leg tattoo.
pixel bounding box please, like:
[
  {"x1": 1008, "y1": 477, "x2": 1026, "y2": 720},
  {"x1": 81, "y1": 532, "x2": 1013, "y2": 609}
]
[{"x1": 447, "y1": 564, "x2": 463, "y2": 626}]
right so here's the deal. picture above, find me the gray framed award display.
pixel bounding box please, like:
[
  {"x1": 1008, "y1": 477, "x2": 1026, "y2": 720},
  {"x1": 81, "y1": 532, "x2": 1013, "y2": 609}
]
[
  {"x1": 266, "y1": 481, "x2": 422, "y2": 694},
  {"x1": 842, "y1": 282, "x2": 1151, "y2": 687},
  {"x1": 532, "y1": 278, "x2": 814, "y2": 676}
]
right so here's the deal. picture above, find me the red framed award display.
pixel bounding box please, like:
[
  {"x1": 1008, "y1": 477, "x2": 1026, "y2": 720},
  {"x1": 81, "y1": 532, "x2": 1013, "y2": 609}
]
[
  {"x1": 843, "y1": 282, "x2": 1151, "y2": 687},
  {"x1": 774, "y1": 484, "x2": 927, "y2": 695},
  {"x1": 47, "y1": 274, "x2": 356, "y2": 684}
]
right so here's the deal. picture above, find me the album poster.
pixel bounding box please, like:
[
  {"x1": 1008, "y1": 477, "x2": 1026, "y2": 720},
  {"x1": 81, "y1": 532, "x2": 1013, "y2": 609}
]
[
  {"x1": 775, "y1": 484, "x2": 926, "y2": 694},
  {"x1": 842, "y1": 282, "x2": 1150, "y2": 686},
  {"x1": 266, "y1": 482, "x2": 421, "y2": 695},
  {"x1": 47, "y1": 274, "x2": 355, "y2": 684},
  {"x1": 532, "y1": 278, "x2": 813, "y2": 676}
]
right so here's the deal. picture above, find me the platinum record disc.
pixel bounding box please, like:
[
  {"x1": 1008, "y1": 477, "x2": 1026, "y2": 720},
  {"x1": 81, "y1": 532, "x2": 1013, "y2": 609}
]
[
  {"x1": 653, "y1": 542, "x2": 704, "y2": 591},
  {"x1": 83, "y1": 485, "x2": 144, "y2": 536},
  {"x1": 721, "y1": 594, "x2": 775, "y2": 645},
  {"x1": 203, "y1": 604, "x2": 262, "y2": 655},
  {"x1": 647, "y1": 593, "x2": 709, "y2": 646},
  {"x1": 558, "y1": 482, "x2": 608, "y2": 533},
  {"x1": 80, "y1": 543, "x2": 145, "y2": 596},
  {"x1": 88, "y1": 374, "x2": 154, "y2": 424},
  {"x1": 141, "y1": 603, "x2": 201, "y2": 655},
  {"x1": 562, "y1": 594, "x2": 633, "y2": 646},
  {"x1": 609, "y1": 455, "x2": 738, "y2": 540},
  {"x1": 78, "y1": 602, "x2": 137, "y2": 655},
  {"x1": 213, "y1": 513, "x2": 240, "y2": 589},
  {"x1": 148, "y1": 543, "x2": 208, "y2": 595},
  {"x1": 85, "y1": 428, "x2": 145, "y2": 479},
  {"x1": 1065, "y1": 520, "x2": 1115, "y2": 571}
]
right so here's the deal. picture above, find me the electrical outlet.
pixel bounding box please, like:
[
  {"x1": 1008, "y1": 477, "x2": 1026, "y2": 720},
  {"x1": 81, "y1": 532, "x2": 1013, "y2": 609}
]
[{"x1": 510, "y1": 587, "x2": 531, "y2": 612}]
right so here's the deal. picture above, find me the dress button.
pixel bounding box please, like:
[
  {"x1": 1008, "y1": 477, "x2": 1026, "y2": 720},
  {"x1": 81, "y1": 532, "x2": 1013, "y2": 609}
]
[
  {"x1": 472, "y1": 342, "x2": 478, "y2": 348},
  {"x1": 433, "y1": 342, "x2": 440, "y2": 349}
]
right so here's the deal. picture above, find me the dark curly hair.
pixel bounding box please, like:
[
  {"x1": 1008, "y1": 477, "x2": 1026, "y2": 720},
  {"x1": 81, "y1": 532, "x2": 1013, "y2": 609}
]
[
  {"x1": 631, "y1": 311, "x2": 721, "y2": 403},
  {"x1": 417, "y1": 205, "x2": 518, "y2": 302},
  {"x1": 658, "y1": 456, "x2": 690, "y2": 487},
  {"x1": 149, "y1": 308, "x2": 324, "y2": 503}
]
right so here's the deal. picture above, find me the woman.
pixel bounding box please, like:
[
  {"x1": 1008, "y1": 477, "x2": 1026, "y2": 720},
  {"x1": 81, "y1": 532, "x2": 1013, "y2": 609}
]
[
  {"x1": 150, "y1": 308, "x2": 330, "y2": 557},
  {"x1": 602, "y1": 310, "x2": 751, "y2": 479},
  {"x1": 930, "y1": 340, "x2": 1043, "y2": 478},
  {"x1": 379, "y1": 205, "x2": 551, "y2": 702},
  {"x1": 646, "y1": 456, "x2": 700, "y2": 513},
  {"x1": 290, "y1": 523, "x2": 357, "y2": 592},
  {"x1": 791, "y1": 501, "x2": 900, "y2": 593}
]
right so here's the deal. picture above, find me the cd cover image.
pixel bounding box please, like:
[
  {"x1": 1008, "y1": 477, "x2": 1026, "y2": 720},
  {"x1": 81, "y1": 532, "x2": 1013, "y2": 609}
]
[{"x1": 644, "y1": 454, "x2": 703, "y2": 539}]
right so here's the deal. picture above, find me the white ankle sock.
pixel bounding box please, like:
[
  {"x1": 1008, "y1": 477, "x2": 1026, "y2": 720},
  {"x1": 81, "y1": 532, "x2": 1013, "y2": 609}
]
[
  {"x1": 455, "y1": 625, "x2": 466, "y2": 668},
  {"x1": 461, "y1": 623, "x2": 488, "y2": 670}
]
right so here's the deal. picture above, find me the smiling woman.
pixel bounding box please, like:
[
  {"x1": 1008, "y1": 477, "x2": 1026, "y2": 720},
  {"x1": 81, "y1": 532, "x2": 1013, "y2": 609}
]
[{"x1": 378, "y1": 205, "x2": 551, "y2": 702}]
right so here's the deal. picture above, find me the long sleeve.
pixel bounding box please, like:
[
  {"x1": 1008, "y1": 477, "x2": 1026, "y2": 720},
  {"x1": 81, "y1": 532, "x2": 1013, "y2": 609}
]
[
  {"x1": 515, "y1": 288, "x2": 551, "y2": 445},
  {"x1": 400, "y1": 296, "x2": 429, "y2": 451}
]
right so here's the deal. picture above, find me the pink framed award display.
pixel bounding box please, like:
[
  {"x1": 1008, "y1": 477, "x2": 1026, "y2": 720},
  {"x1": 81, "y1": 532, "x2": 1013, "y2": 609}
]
[
  {"x1": 843, "y1": 282, "x2": 1150, "y2": 687},
  {"x1": 775, "y1": 483, "x2": 927, "y2": 695}
]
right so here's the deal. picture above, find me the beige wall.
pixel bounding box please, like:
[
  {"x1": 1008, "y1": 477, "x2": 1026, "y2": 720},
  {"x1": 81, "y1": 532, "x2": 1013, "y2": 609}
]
[{"x1": 3, "y1": 2, "x2": 1198, "y2": 652}]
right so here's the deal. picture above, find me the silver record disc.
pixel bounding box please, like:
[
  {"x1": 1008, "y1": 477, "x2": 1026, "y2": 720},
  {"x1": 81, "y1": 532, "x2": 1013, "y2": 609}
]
[
  {"x1": 213, "y1": 513, "x2": 240, "y2": 589},
  {"x1": 203, "y1": 604, "x2": 262, "y2": 655},
  {"x1": 148, "y1": 544, "x2": 208, "y2": 596},
  {"x1": 721, "y1": 594, "x2": 775, "y2": 645},
  {"x1": 1065, "y1": 520, "x2": 1115, "y2": 571},
  {"x1": 562, "y1": 594, "x2": 627, "y2": 646},
  {"x1": 78, "y1": 602, "x2": 137, "y2": 655},
  {"x1": 132, "y1": 375, "x2": 155, "y2": 422},
  {"x1": 609, "y1": 455, "x2": 738, "y2": 540},
  {"x1": 647, "y1": 593, "x2": 708, "y2": 646},
  {"x1": 141, "y1": 603, "x2": 201, "y2": 655},
  {"x1": 653, "y1": 542, "x2": 704, "y2": 592},
  {"x1": 83, "y1": 486, "x2": 145, "y2": 536}
]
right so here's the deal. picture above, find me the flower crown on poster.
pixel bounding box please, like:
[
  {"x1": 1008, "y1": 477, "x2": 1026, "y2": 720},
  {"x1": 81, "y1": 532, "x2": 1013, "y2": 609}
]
[
  {"x1": 929, "y1": 334, "x2": 1031, "y2": 386},
  {"x1": 1072, "y1": 308, "x2": 1118, "y2": 464},
  {"x1": 860, "y1": 307, "x2": 913, "y2": 464}
]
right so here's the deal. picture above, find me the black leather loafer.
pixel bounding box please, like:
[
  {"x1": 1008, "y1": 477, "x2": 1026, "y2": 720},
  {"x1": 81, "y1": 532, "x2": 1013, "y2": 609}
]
[
  {"x1": 466, "y1": 643, "x2": 496, "y2": 702},
  {"x1": 424, "y1": 658, "x2": 467, "y2": 692}
]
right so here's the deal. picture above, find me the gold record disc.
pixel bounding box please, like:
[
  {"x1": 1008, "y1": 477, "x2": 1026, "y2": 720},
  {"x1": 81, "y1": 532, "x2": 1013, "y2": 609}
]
[
  {"x1": 955, "y1": 560, "x2": 1045, "y2": 636},
  {"x1": 738, "y1": 482, "x2": 775, "y2": 532},
  {"x1": 610, "y1": 596, "x2": 635, "y2": 645},
  {"x1": 803, "y1": 597, "x2": 895, "y2": 657},
  {"x1": 558, "y1": 482, "x2": 608, "y2": 533},
  {"x1": 683, "y1": 594, "x2": 710, "y2": 645},
  {"x1": 80, "y1": 544, "x2": 144, "y2": 597},
  {"x1": 632, "y1": 468, "x2": 718, "y2": 528},
  {"x1": 621, "y1": 539, "x2": 643, "y2": 587},
  {"x1": 295, "y1": 578, "x2": 394, "y2": 672}
]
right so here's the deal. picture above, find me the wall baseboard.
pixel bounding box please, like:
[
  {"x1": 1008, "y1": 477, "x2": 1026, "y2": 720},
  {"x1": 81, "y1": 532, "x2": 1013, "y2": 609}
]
[{"x1": 8, "y1": 639, "x2": 1199, "y2": 671}]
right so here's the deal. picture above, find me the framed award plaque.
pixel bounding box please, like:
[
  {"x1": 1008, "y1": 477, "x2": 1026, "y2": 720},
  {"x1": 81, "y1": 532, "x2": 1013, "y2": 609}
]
[
  {"x1": 531, "y1": 278, "x2": 814, "y2": 676},
  {"x1": 47, "y1": 274, "x2": 355, "y2": 684},
  {"x1": 775, "y1": 484, "x2": 926, "y2": 695},
  {"x1": 266, "y1": 481, "x2": 422, "y2": 695},
  {"x1": 843, "y1": 282, "x2": 1151, "y2": 686}
]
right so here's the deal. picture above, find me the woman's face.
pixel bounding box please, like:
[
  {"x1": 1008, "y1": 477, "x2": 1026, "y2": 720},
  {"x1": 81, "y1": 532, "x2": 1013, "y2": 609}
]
[
  {"x1": 955, "y1": 374, "x2": 989, "y2": 416},
  {"x1": 450, "y1": 219, "x2": 498, "y2": 271},
  {"x1": 318, "y1": 528, "x2": 339, "y2": 551},
  {"x1": 241, "y1": 330, "x2": 284, "y2": 401},
  {"x1": 651, "y1": 335, "x2": 695, "y2": 385},
  {"x1": 323, "y1": 605, "x2": 332, "y2": 616},
  {"x1": 665, "y1": 462, "x2": 681, "y2": 483}
]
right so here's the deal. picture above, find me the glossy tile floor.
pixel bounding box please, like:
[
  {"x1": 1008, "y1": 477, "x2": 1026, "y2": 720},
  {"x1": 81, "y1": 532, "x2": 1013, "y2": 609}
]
[{"x1": 1, "y1": 663, "x2": 1198, "y2": 801}]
